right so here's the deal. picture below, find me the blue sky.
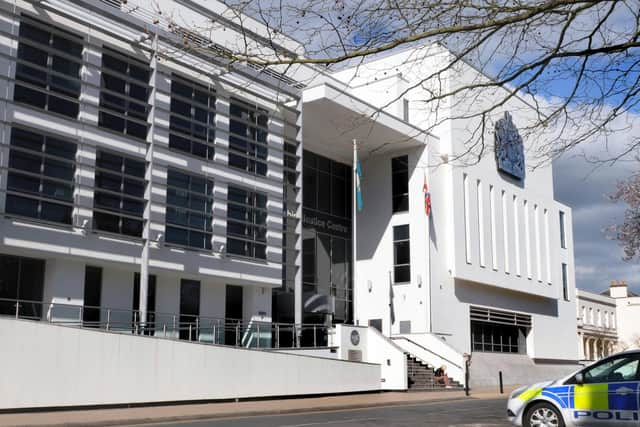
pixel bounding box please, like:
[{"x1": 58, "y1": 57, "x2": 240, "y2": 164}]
[{"x1": 553, "y1": 145, "x2": 640, "y2": 295}]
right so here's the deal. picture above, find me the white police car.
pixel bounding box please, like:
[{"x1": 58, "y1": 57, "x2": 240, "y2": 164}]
[{"x1": 507, "y1": 350, "x2": 640, "y2": 426}]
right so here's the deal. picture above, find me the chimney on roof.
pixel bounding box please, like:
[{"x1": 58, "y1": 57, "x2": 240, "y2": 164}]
[{"x1": 610, "y1": 279, "x2": 628, "y2": 298}]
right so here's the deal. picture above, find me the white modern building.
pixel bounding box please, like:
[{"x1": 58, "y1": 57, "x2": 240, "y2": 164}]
[
  {"x1": 331, "y1": 47, "x2": 580, "y2": 386},
  {"x1": 576, "y1": 288, "x2": 618, "y2": 361},
  {"x1": 0, "y1": 0, "x2": 581, "y2": 408}
]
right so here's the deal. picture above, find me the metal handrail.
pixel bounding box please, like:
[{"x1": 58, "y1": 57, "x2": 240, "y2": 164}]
[
  {"x1": 392, "y1": 336, "x2": 464, "y2": 370},
  {"x1": 0, "y1": 297, "x2": 330, "y2": 349}
]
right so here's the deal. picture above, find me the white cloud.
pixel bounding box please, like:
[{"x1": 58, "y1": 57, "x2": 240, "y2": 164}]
[{"x1": 553, "y1": 110, "x2": 640, "y2": 294}]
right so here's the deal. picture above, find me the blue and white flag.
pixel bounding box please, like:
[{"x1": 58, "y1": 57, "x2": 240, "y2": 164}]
[{"x1": 355, "y1": 159, "x2": 363, "y2": 212}]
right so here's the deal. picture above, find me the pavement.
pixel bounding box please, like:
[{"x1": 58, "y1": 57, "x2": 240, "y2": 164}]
[{"x1": 0, "y1": 388, "x2": 517, "y2": 427}]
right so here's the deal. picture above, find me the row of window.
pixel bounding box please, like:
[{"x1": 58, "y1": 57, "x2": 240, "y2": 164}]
[
  {"x1": 13, "y1": 17, "x2": 273, "y2": 178},
  {"x1": 580, "y1": 305, "x2": 616, "y2": 329},
  {"x1": 4, "y1": 127, "x2": 268, "y2": 259}
]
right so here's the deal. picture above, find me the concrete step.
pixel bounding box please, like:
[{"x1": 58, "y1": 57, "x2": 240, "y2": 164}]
[{"x1": 404, "y1": 351, "x2": 459, "y2": 391}]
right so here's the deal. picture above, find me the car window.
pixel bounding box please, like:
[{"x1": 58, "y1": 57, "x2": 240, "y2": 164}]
[{"x1": 582, "y1": 355, "x2": 640, "y2": 384}]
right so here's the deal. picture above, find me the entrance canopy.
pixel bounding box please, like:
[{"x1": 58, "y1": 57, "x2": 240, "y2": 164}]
[{"x1": 302, "y1": 83, "x2": 437, "y2": 164}]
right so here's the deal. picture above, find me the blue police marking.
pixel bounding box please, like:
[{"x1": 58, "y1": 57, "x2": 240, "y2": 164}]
[
  {"x1": 574, "y1": 411, "x2": 639, "y2": 421},
  {"x1": 608, "y1": 382, "x2": 639, "y2": 411},
  {"x1": 542, "y1": 386, "x2": 571, "y2": 409}
]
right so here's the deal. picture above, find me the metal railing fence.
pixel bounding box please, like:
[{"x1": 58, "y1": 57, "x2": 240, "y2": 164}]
[{"x1": 0, "y1": 297, "x2": 330, "y2": 349}]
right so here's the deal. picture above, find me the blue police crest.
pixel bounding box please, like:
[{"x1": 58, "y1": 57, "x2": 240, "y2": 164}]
[{"x1": 495, "y1": 112, "x2": 525, "y2": 180}]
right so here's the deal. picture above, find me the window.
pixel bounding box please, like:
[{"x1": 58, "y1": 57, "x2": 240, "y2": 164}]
[
  {"x1": 165, "y1": 169, "x2": 213, "y2": 250},
  {"x1": 571, "y1": 354, "x2": 640, "y2": 384},
  {"x1": 14, "y1": 18, "x2": 83, "y2": 118},
  {"x1": 281, "y1": 141, "x2": 299, "y2": 293},
  {"x1": 302, "y1": 150, "x2": 350, "y2": 217},
  {"x1": 393, "y1": 225, "x2": 410, "y2": 283},
  {"x1": 369, "y1": 319, "x2": 382, "y2": 333},
  {"x1": 228, "y1": 98, "x2": 268, "y2": 176},
  {"x1": 6, "y1": 127, "x2": 76, "y2": 224},
  {"x1": 471, "y1": 321, "x2": 528, "y2": 353},
  {"x1": 83, "y1": 266, "x2": 102, "y2": 327},
  {"x1": 98, "y1": 48, "x2": 150, "y2": 140},
  {"x1": 402, "y1": 98, "x2": 409, "y2": 122},
  {"x1": 0, "y1": 254, "x2": 45, "y2": 319},
  {"x1": 562, "y1": 262, "x2": 569, "y2": 301},
  {"x1": 470, "y1": 306, "x2": 531, "y2": 354},
  {"x1": 559, "y1": 211, "x2": 566, "y2": 248},
  {"x1": 179, "y1": 279, "x2": 200, "y2": 341},
  {"x1": 391, "y1": 155, "x2": 409, "y2": 213},
  {"x1": 611, "y1": 313, "x2": 616, "y2": 329},
  {"x1": 226, "y1": 186, "x2": 267, "y2": 259},
  {"x1": 133, "y1": 273, "x2": 156, "y2": 335},
  {"x1": 93, "y1": 150, "x2": 145, "y2": 237},
  {"x1": 169, "y1": 76, "x2": 216, "y2": 160}
]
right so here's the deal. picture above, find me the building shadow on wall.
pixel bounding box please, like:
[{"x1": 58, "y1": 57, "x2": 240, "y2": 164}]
[{"x1": 454, "y1": 279, "x2": 558, "y2": 317}]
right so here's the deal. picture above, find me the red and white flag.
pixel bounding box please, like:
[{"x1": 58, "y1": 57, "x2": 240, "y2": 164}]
[{"x1": 423, "y1": 173, "x2": 431, "y2": 217}]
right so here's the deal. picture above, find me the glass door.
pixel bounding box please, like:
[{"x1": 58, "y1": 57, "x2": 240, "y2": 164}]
[
  {"x1": 0, "y1": 255, "x2": 44, "y2": 319},
  {"x1": 133, "y1": 273, "x2": 156, "y2": 334},
  {"x1": 179, "y1": 279, "x2": 200, "y2": 340},
  {"x1": 83, "y1": 266, "x2": 102, "y2": 327},
  {"x1": 225, "y1": 284, "x2": 243, "y2": 345}
]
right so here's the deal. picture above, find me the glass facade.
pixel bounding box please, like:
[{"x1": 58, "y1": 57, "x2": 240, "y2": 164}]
[
  {"x1": 391, "y1": 155, "x2": 409, "y2": 213},
  {"x1": 169, "y1": 75, "x2": 216, "y2": 160},
  {"x1": 228, "y1": 98, "x2": 268, "y2": 176},
  {"x1": 302, "y1": 150, "x2": 352, "y2": 324},
  {"x1": 6, "y1": 127, "x2": 77, "y2": 224},
  {"x1": 14, "y1": 18, "x2": 83, "y2": 118},
  {"x1": 93, "y1": 150, "x2": 146, "y2": 237},
  {"x1": 393, "y1": 224, "x2": 411, "y2": 283},
  {"x1": 165, "y1": 169, "x2": 214, "y2": 250},
  {"x1": 226, "y1": 186, "x2": 268, "y2": 259},
  {"x1": 471, "y1": 321, "x2": 528, "y2": 354},
  {"x1": 98, "y1": 48, "x2": 151, "y2": 140},
  {"x1": 0, "y1": 254, "x2": 45, "y2": 318},
  {"x1": 272, "y1": 140, "x2": 300, "y2": 328}
]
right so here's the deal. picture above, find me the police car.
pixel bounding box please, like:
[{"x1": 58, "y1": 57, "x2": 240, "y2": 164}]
[{"x1": 507, "y1": 350, "x2": 640, "y2": 426}]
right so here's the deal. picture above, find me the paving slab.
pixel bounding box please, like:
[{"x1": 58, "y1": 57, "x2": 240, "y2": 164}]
[{"x1": 0, "y1": 389, "x2": 515, "y2": 427}]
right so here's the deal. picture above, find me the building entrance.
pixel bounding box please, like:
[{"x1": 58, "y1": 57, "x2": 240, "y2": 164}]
[
  {"x1": 179, "y1": 279, "x2": 200, "y2": 340},
  {"x1": 225, "y1": 284, "x2": 243, "y2": 345},
  {"x1": 0, "y1": 254, "x2": 45, "y2": 319}
]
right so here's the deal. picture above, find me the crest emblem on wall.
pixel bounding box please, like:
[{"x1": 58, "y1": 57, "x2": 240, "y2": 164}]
[{"x1": 494, "y1": 112, "x2": 525, "y2": 180}]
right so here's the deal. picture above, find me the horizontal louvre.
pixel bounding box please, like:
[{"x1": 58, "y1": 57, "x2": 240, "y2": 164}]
[
  {"x1": 171, "y1": 26, "x2": 305, "y2": 89},
  {"x1": 470, "y1": 306, "x2": 532, "y2": 328},
  {"x1": 100, "y1": 0, "x2": 122, "y2": 8}
]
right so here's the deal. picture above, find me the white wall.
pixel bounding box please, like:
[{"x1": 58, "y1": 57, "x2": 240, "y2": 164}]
[
  {"x1": 0, "y1": 318, "x2": 381, "y2": 409},
  {"x1": 355, "y1": 147, "x2": 430, "y2": 335},
  {"x1": 616, "y1": 296, "x2": 640, "y2": 349},
  {"x1": 469, "y1": 352, "x2": 580, "y2": 388},
  {"x1": 332, "y1": 325, "x2": 407, "y2": 391},
  {"x1": 43, "y1": 258, "x2": 85, "y2": 322},
  {"x1": 576, "y1": 290, "x2": 617, "y2": 330}
]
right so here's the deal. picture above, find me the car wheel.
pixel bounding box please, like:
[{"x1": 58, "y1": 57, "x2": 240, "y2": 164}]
[{"x1": 523, "y1": 402, "x2": 564, "y2": 427}]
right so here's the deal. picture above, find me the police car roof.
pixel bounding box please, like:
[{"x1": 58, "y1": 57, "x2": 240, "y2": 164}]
[{"x1": 611, "y1": 349, "x2": 640, "y2": 357}]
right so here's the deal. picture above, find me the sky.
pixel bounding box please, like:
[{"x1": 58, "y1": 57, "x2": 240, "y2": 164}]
[{"x1": 553, "y1": 145, "x2": 640, "y2": 296}]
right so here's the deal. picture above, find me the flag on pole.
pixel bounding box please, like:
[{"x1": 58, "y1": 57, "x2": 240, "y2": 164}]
[
  {"x1": 355, "y1": 158, "x2": 363, "y2": 212},
  {"x1": 389, "y1": 271, "x2": 395, "y2": 325},
  {"x1": 423, "y1": 172, "x2": 431, "y2": 217}
]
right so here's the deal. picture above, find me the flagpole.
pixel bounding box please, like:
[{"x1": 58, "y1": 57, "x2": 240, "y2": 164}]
[{"x1": 352, "y1": 139, "x2": 358, "y2": 326}]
